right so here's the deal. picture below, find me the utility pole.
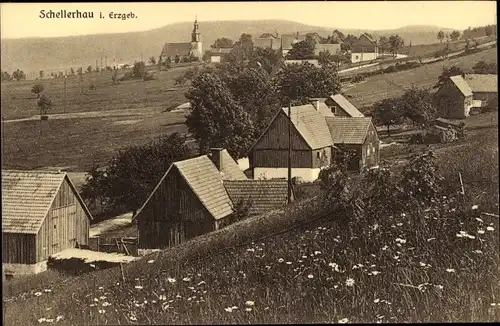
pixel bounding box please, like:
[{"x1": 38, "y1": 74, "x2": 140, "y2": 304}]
[{"x1": 287, "y1": 102, "x2": 293, "y2": 204}]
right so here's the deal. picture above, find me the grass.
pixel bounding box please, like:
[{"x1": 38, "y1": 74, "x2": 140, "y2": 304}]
[
  {"x1": 343, "y1": 47, "x2": 497, "y2": 110},
  {"x1": 400, "y1": 35, "x2": 496, "y2": 57}
]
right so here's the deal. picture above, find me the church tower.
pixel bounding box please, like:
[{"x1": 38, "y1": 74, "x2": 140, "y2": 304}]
[{"x1": 190, "y1": 16, "x2": 202, "y2": 60}]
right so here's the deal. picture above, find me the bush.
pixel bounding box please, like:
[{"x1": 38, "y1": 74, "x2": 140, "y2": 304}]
[
  {"x1": 142, "y1": 72, "x2": 155, "y2": 81},
  {"x1": 132, "y1": 61, "x2": 146, "y2": 78},
  {"x1": 352, "y1": 74, "x2": 365, "y2": 83}
]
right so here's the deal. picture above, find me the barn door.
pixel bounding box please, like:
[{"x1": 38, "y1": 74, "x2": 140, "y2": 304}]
[{"x1": 51, "y1": 215, "x2": 60, "y2": 253}]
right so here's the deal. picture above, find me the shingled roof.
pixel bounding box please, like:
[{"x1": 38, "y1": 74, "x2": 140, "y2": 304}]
[
  {"x1": 329, "y1": 94, "x2": 365, "y2": 117},
  {"x1": 465, "y1": 74, "x2": 498, "y2": 93},
  {"x1": 449, "y1": 75, "x2": 473, "y2": 97},
  {"x1": 209, "y1": 149, "x2": 248, "y2": 181},
  {"x1": 224, "y1": 179, "x2": 290, "y2": 216},
  {"x1": 281, "y1": 104, "x2": 334, "y2": 149},
  {"x1": 2, "y1": 170, "x2": 92, "y2": 234},
  {"x1": 160, "y1": 42, "x2": 192, "y2": 58},
  {"x1": 325, "y1": 117, "x2": 373, "y2": 144}
]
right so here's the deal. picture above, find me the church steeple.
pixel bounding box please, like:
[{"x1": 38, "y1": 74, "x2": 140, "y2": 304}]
[{"x1": 191, "y1": 16, "x2": 200, "y2": 42}]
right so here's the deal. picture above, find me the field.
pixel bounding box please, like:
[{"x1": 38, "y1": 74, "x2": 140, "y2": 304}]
[
  {"x1": 1, "y1": 65, "x2": 198, "y2": 171},
  {"x1": 343, "y1": 47, "x2": 498, "y2": 110},
  {"x1": 399, "y1": 35, "x2": 496, "y2": 57}
]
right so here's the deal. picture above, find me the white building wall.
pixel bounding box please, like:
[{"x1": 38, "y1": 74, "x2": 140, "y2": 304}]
[
  {"x1": 253, "y1": 168, "x2": 321, "y2": 183},
  {"x1": 210, "y1": 55, "x2": 222, "y2": 63},
  {"x1": 351, "y1": 52, "x2": 378, "y2": 63}
]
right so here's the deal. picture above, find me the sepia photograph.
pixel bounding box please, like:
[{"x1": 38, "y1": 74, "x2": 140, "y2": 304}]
[{"x1": 1, "y1": 1, "x2": 498, "y2": 324}]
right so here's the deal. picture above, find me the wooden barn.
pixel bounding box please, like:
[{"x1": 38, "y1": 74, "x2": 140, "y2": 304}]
[
  {"x1": 2, "y1": 170, "x2": 92, "y2": 276},
  {"x1": 465, "y1": 74, "x2": 498, "y2": 110},
  {"x1": 326, "y1": 117, "x2": 380, "y2": 170},
  {"x1": 248, "y1": 104, "x2": 334, "y2": 182},
  {"x1": 351, "y1": 33, "x2": 379, "y2": 63},
  {"x1": 435, "y1": 75, "x2": 473, "y2": 119},
  {"x1": 134, "y1": 149, "x2": 290, "y2": 250},
  {"x1": 325, "y1": 94, "x2": 365, "y2": 117}
]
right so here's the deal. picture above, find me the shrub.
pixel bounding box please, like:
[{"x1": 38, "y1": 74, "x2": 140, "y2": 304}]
[{"x1": 352, "y1": 74, "x2": 365, "y2": 83}]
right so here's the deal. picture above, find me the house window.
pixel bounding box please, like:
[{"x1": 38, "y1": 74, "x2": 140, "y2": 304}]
[
  {"x1": 317, "y1": 152, "x2": 321, "y2": 159},
  {"x1": 367, "y1": 146, "x2": 371, "y2": 156}
]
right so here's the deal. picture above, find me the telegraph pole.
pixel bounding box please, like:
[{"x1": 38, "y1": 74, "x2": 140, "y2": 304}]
[{"x1": 287, "y1": 102, "x2": 293, "y2": 204}]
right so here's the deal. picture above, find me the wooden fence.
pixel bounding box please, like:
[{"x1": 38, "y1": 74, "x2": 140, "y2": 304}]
[{"x1": 89, "y1": 236, "x2": 138, "y2": 256}]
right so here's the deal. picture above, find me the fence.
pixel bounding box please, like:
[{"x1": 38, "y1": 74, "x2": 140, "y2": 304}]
[{"x1": 88, "y1": 236, "x2": 138, "y2": 256}]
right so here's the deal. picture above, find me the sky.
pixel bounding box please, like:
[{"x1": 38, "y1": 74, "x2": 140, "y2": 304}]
[{"x1": 1, "y1": 1, "x2": 497, "y2": 39}]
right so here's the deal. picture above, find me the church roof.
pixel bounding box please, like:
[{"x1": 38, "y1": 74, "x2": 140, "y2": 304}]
[{"x1": 161, "y1": 43, "x2": 193, "y2": 58}]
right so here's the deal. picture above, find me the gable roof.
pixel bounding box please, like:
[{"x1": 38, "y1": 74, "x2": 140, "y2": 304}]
[
  {"x1": 160, "y1": 42, "x2": 192, "y2": 57},
  {"x1": 309, "y1": 99, "x2": 335, "y2": 117},
  {"x1": 212, "y1": 149, "x2": 248, "y2": 181},
  {"x1": 258, "y1": 33, "x2": 279, "y2": 39},
  {"x1": 465, "y1": 74, "x2": 498, "y2": 93},
  {"x1": 281, "y1": 104, "x2": 334, "y2": 149},
  {"x1": 360, "y1": 33, "x2": 377, "y2": 44},
  {"x1": 2, "y1": 170, "x2": 93, "y2": 234},
  {"x1": 329, "y1": 94, "x2": 365, "y2": 117},
  {"x1": 449, "y1": 75, "x2": 473, "y2": 97},
  {"x1": 325, "y1": 117, "x2": 374, "y2": 144},
  {"x1": 210, "y1": 47, "x2": 233, "y2": 55},
  {"x1": 224, "y1": 180, "x2": 290, "y2": 216}
]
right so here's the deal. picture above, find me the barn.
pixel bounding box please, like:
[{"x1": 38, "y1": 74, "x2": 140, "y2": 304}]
[
  {"x1": 134, "y1": 149, "x2": 290, "y2": 250},
  {"x1": 435, "y1": 75, "x2": 474, "y2": 119},
  {"x1": 465, "y1": 74, "x2": 498, "y2": 110},
  {"x1": 325, "y1": 94, "x2": 365, "y2": 117},
  {"x1": 351, "y1": 33, "x2": 379, "y2": 63},
  {"x1": 2, "y1": 170, "x2": 92, "y2": 276}
]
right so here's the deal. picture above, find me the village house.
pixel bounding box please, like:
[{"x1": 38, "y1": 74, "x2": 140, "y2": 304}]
[
  {"x1": 254, "y1": 32, "x2": 282, "y2": 51},
  {"x1": 159, "y1": 18, "x2": 203, "y2": 63},
  {"x1": 2, "y1": 170, "x2": 92, "y2": 277},
  {"x1": 134, "y1": 149, "x2": 290, "y2": 250},
  {"x1": 464, "y1": 74, "x2": 498, "y2": 110},
  {"x1": 314, "y1": 43, "x2": 341, "y2": 56},
  {"x1": 209, "y1": 47, "x2": 233, "y2": 63},
  {"x1": 351, "y1": 33, "x2": 379, "y2": 63},
  {"x1": 325, "y1": 94, "x2": 365, "y2": 117},
  {"x1": 248, "y1": 103, "x2": 379, "y2": 182},
  {"x1": 435, "y1": 75, "x2": 474, "y2": 119}
]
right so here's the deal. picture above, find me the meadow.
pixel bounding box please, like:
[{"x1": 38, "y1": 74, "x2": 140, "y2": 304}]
[{"x1": 344, "y1": 47, "x2": 498, "y2": 109}]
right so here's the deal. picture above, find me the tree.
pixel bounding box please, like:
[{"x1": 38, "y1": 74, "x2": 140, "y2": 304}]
[
  {"x1": 211, "y1": 37, "x2": 234, "y2": 49},
  {"x1": 39, "y1": 70, "x2": 44, "y2": 79},
  {"x1": 148, "y1": 56, "x2": 156, "y2": 65},
  {"x1": 435, "y1": 65, "x2": 465, "y2": 88},
  {"x1": 202, "y1": 50, "x2": 212, "y2": 62},
  {"x1": 185, "y1": 71, "x2": 257, "y2": 159},
  {"x1": 70, "y1": 68, "x2": 75, "y2": 76},
  {"x1": 237, "y1": 33, "x2": 254, "y2": 58},
  {"x1": 58, "y1": 71, "x2": 64, "y2": 78},
  {"x1": 273, "y1": 62, "x2": 341, "y2": 106},
  {"x1": 371, "y1": 97, "x2": 404, "y2": 135},
  {"x1": 399, "y1": 86, "x2": 436, "y2": 128},
  {"x1": 175, "y1": 54, "x2": 180, "y2": 64},
  {"x1": 37, "y1": 94, "x2": 52, "y2": 116},
  {"x1": 388, "y1": 34, "x2": 405, "y2": 57},
  {"x1": 437, "y1": 30, "x2": 445, "y2": 43},
  {"x1": 286, "y1": 40, "x2": 315, "y2": 59},
  {"x1": 1, "y1": 70, "x2": 11, "y2": 81},
  {"x1": 318, "y1": 163, "x2": 355, "y2": 217},
  {"x1": 77, "y1": 67, "x2": 83, "y2": 75},
  {"x1": 99, "y1": 133, "x2": 193, "y2": 216},
  {"x1": 86, "y1": 65, "x2": 93, "y2": 73},
  {"x1": 450, "y1": 30, "x2": 460, "y2": 41},
  {"x1": 111, "y1": 69, "x2": 118, "y2": 84},
  {"x1": 378, "y1": 36, "x2": 390, "y2": 54},
  {"x1": 484, "y1": 25, "x2": 494, "y2": 36},
  {"x1": 318, "y1": 50, "x2": 335, "y2": 68},
  {"x1": 80, "y1": 164, "x2": 110, "y2": 213},
  {"x1": 227, "y1": 34, "x2": 254, "y2": 63},
  {"x1": 341, "y1": 34, "x2": 358, "y2": 53},
  {"x1": 472, "y1": 61, "x2": 497, "y2": 74},
  {"x1": 132, "y1": 61, "x2": 147, "y2": 78},
  {"x1": 249, "y1": 47, "x2": 284, "y2": 74},
  {"x1": 31, "y1": 84, "x2": 44, "y2": 96},
  {"x1": 12, "y1": 69, "x2": 26, "y2": 81}
]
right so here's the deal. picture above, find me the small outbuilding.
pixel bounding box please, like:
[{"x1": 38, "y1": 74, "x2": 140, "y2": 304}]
[
  {"x1": 435, "y1": 75, "x2": 474, "y2": 119},
  {"x1": 2, "y1": 170, "x2": 93, "y2": 276}
]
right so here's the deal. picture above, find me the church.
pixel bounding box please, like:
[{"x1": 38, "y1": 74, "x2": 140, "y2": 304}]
[{"x1": 159, "y1": 18, "x2": 203, "y2": 63}]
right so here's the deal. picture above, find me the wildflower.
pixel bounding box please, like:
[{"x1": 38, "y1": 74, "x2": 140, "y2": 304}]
[
  {"x1": 466, "y1": 234, "x2": 476, "y2": 239},
  {"x1": 225, "y1": 307, "x2": 234, "y2": 313},
  {"x1": 478, "y1": 230, "x2": 485, "y2": 234},
  {"x1": 35, "y1": 292, "x2": 42, "y2": 297},
  {"x1": 98, "y1": 309, "x2": 106, "y2": 314},
  {"x1": 100, "y1": 296, "x2": 106, "y2": 300},
  {"x1": 345, "y1": 277, "x2": 355, "y2": 287},
  {"x1": 98, "y1": 286, "x2": 104, "y2": 290},
  {"x1": 94, "y1": 298, "x2": 99, "y2": 302},
  {"x1": 472, "y1": 205, "x2": 479, "y2": 210},
  {"x1": 491, "y1": 303, "x2": 497, "y2": 306},
  {"x1": 245, "y1": 308, "x2": 252, "y2": 312},
  {"x1": 435, "y1": 285, "x2": 444, "y2": 290},
  {"x1": 382, "y1": 245, "x2": 388, "y2": 251},
  {"x1": 286, "y1": 261, "x2": 292, "y2": 265},
  {"x1": 38, "y1": 318, "x2": 47, "y2": 323},
  {"x1": 129, "y1": 315, "x2": 138, "y2": 321},
  {"x1": 393, "y1": 256, "x2": 400, "y2": 260},
  {"x1": 90, "y1": 264, "x2": 96, "y2": 269},
  {"x1": 246, "y1": 248, "x2": 255, "y2": 252},
  {"x1": 159, "y1": 295, "x2": 167, "y2": 301},
  {"x1": 167, "y1": 277, "x2": 176, "y2": 283},
  {"x1": 487, "y1": 226, "x2": 495, "y2": 231},
  {"x1": 314, "y1": 250, "x2": 322, "y2": 255},
  {"x1": 476, "y1": 217, "x2": 484, "y2": 223},
  {"x1": 278, "y1": 258, "x2": 284, "y2": 263},
  {"x1": 147, "y1": 260, "x2": 155, "y2": 264},
  {"x1": 232, "y1": 306, "x2": 239, "y2": 310},
  {"x1": 134, "y1": 285, "x2": 143, "y2": 290},
  {"x1": 419, "y1": 262, "x2": 427, "y2": 267},
  {"x1": 377, "y1": 315, "x2": 385, "y2": 319},
  {"x1": 264, "y1": 307, "x2": 270, "y2": 310},
  {"x1": 102, "y1": 302, "x2": 111, "y2": 307},
  {"x1": 371, "y1": 271, "x2": 381, "y2": 276},
  {"x1": 427, "y1": 238, "x2": 436, "y2": 242},
  {"x1": 56, "y1": 316, "x2": 64, "y2": 322},
  {"x1": 396, "y1": 223, "x2": 403, "y2": 227},
  {"x1": 197, "y1": 280, "x2": 206, "y2": 286},
  {"x1": 338, "y1": 318, "x2": 349, "y2": 323},
  {"x1": 302, "y1": 255, "x2": 308, "y2": 259},
  {"x1": 182, "y1": 277, "x2": 191, "y2": 282},
  {"x1": 446, "y1": 268, "x2": 456, "y2": 273},
  {"x1": 374, "y1": 298, "x2": 380, "y2": 303},
  {"x1": 329, "y1": 262, "x2": 340, "y2": 272},
  {"x1": 307, "y1": 274, "x2": 314, "y2": 279},
  {"x1": 265, "y1": 265, "x2": 271, "y2": 269},
  {"x1": 44, "y1": 289, "x2": 52, "y2": 293},
  {"x1": 473, "y1": 250, "x2": 483, "y2": 254}
]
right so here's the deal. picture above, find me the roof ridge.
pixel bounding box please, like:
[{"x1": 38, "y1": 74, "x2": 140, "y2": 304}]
[{"x1": 2, "y1": 169, "x2": 66, "y2": 174}]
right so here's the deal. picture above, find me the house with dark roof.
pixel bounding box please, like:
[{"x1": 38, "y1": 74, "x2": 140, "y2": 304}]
[
  {"x1": 209, "y1": 47, "x2": 233, "y2": 63},
  {"x1": 325, "y1": 94, "x2": 365, "y2": 117},
  {"x1": 2, "y1": 170, "x2": 93, "y2": 276},
  {"x1": 159, "y1": 18, "x2": 203, "y2": 63},
  {"x1": 435, "y1": 75, "x2": 474, "y2": 119},
  {"x1": 465, "y1": 74, "x2": 498, "y2": 110},
  {"x1": 351, "y1": 33, "x2": 379, "y2": 63},
  {"x1": 248, "y1": 104, "x2": 379, "y2": 182},
  {"x1": 134, "y1": 148, "x2": 290, "y2": 250}
]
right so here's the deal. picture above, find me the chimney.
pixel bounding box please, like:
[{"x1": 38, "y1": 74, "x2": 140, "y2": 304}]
[{"x1": 210, "y1": 148, "x2": 224, "y2": 171}]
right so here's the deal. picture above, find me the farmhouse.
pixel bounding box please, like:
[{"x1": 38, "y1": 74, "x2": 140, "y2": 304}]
[
  {"x1": 2, "y1": 170, "x2": 92, "y2": 276},
  {"x1": 248, "y1": 104, "x2": 379, "y2": 182},
  {"x1": 325, "y1": 94, "x2": 365, "y2": 117},
  {"x1": 464, "y1": 74, "x2": 498, "y2": 110},
  {"x1": 134, "y1": 149, "x2": 290, "y2": 250},
  {"x1": 435, "y1": 75, "x2": 473, "y2": 119},
  {"x1": 254, "y1": 32, "x2": 282, "y2": 51},
  {"x1": 210, "y1": 47, "x2": 233, "y2": 63},
  {"x1": 351, "y1": 33, "x2": 379, "y2": 64},
  {"x1": 159, "y1": 18, "x2": 203, "y2": 63}
]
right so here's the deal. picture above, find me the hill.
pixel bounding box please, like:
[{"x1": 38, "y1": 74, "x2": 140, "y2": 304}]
[{"x1": 1, "y1": 20, "x2": 454, "y2": 77}]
